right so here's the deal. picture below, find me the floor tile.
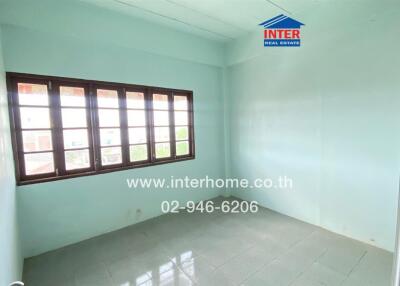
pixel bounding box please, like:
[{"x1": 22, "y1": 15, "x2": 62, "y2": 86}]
[
  {"x1": 192, "y1": 269, "x2": 238, "y2": 286},
  {"x1": 74, "y1": 262, "x2": 112, "y2": 286},
  {"x1": 175, "y1": 254, "x2": 216, "y2": 283},
  {"x1": 317, "y1": 246, "x2": 366, "y2": 275},
  {"x1": 22, "y1": 197, "x2": 393, "y2": 286},
  {"x1": 245, "y1": 244, "x2": 322, "y2": 286},
  {"x1": 346, "y1": 245, "x2": 392, "y2": 286},
  {"x1": 292, "y1": 262, "x2": 346, "y2": 286},
  {"x1": 217, "y1": 252, "x2": 264, "y2": 283},
  {"x1": 106, "y1": 255, "x2": 152, "y2": 286},
  {"x1": 146, "y1": 264, "x2": 194, "y2": 286}
]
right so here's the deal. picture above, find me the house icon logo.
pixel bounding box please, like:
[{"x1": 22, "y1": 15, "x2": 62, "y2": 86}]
[{"x1": 259, "y1": 14, "x2": 305, "y2": 47}]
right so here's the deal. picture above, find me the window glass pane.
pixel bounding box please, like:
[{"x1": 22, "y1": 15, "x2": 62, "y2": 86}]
[
  {"x1": 174, "y1": 95, "x2": 188, "y2": 110},
  {"x1": 18, "y1": 83, "x2": 48, "y2": 106},
  {"x1": 97, "y1": 89, "x2": 119, "y2": 108},
  {"x1": 24, "y1": 152, "x2": 54, "y2": 175},
  {"x1": 175, "y1": 126, "x2": 188, "y2": 141},
  {"x1": 154, "y1": 127, "x2": 170, "y2": 142},
  {"x1": 176, "y1": 141, "x2": 189, "y2": 156},
  {"x1": 22, "y1": 130, "x2": 52, "y2": 152},
  {"x1": 101, "y1": 147, "x2": 122, "y2": 166},
  {"x1": 127, "y1": 110, "x2": 146, "y2": 126},
  {"x1": 128, "y1": 127, "x2": 147, "y2": 144},
  {"x1": 174, "y1": 111, "x2": 188, "y2": 125},
  {"x1": 155, "y1": 143, "x2": 170, "y2": 159},
  {"x1": 65, "y1": 149, "x2": 90, "y2": 170},
  {"x1": 100, "y1": 128, "x2": 121, "y2": 146},
  {"x1": 153, "y1": 94, "x2": 169, "y2": 110},
  {"x1": 63, "y1": 129, "x2": 88, "y2": 149},
  {"x1": 20, "y1": 107, "x2": 51, "y2": 129},
  {"x1": 60, "y1": 86, "x2": 85, "y2": 107},
  {"x1": 126, "y1": 92, "x2": 145, "y2": 109},
  {"x1": 130, "y1": 144, "x2": 148, "y2": 162},
  {"x1": 62, "y1": 108, "x2": 87, "y2": 128},
  {"x1": 153, "y1": 111, "x2": 169, "y2": 126},
  {"x1": 98, "y1": 109, "x2": 120, "y2": 127}
]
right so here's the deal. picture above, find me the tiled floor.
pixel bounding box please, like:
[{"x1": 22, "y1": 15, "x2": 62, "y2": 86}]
[{"x1": 23, "y1": 197, "x2": 393, "y2": 286}]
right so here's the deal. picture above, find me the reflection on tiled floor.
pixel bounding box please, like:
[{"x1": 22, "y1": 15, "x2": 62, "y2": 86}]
[{"x1": 23, "y1": 197, "x2": 393, "y2": 286}]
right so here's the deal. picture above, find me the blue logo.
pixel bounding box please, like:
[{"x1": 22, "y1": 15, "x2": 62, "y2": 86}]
[{"x1": 259, "y1": 14, "x2": 305, "y2": 47}]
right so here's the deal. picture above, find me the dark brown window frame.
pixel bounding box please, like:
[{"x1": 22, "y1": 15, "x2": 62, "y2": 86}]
[{"x1": 7, "y1": 72, "x2": 195, "y2": 185}]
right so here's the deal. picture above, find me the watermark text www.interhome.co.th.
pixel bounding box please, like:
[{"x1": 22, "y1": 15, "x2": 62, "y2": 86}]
[{"x1": 126, "y1": 175, "x2": 293, "y2": 190}]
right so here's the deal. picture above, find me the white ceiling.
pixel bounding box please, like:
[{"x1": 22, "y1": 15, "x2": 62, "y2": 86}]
[{"x1": 80, "y1": 0, "x2": 320, "y2": 42}]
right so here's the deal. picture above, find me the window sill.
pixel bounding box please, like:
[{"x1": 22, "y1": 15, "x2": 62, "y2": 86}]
[{"x1": 17, "y1": 156, "x2": 195, "y2": 186}]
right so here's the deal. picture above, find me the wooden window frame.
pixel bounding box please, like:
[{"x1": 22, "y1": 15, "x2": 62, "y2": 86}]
[{"x1": 7, "y1": 73, "x2": 195, "y2": 185}]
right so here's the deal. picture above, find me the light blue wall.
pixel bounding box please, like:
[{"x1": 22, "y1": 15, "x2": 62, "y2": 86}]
[
  {"x1": 0, "y1": 27, "x2": 23, "y2": 285},
  {"x1": 0, "y1": 0, "x2": 226, "y2": 257},
  {"x1": 226, "y1": 3, "x2": 400, "y2": 251}
]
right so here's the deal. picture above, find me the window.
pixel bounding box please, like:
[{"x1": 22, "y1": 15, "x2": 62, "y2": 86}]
[{"x1": 7, "y1": 73, "x2": 195, "y2": 184}]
